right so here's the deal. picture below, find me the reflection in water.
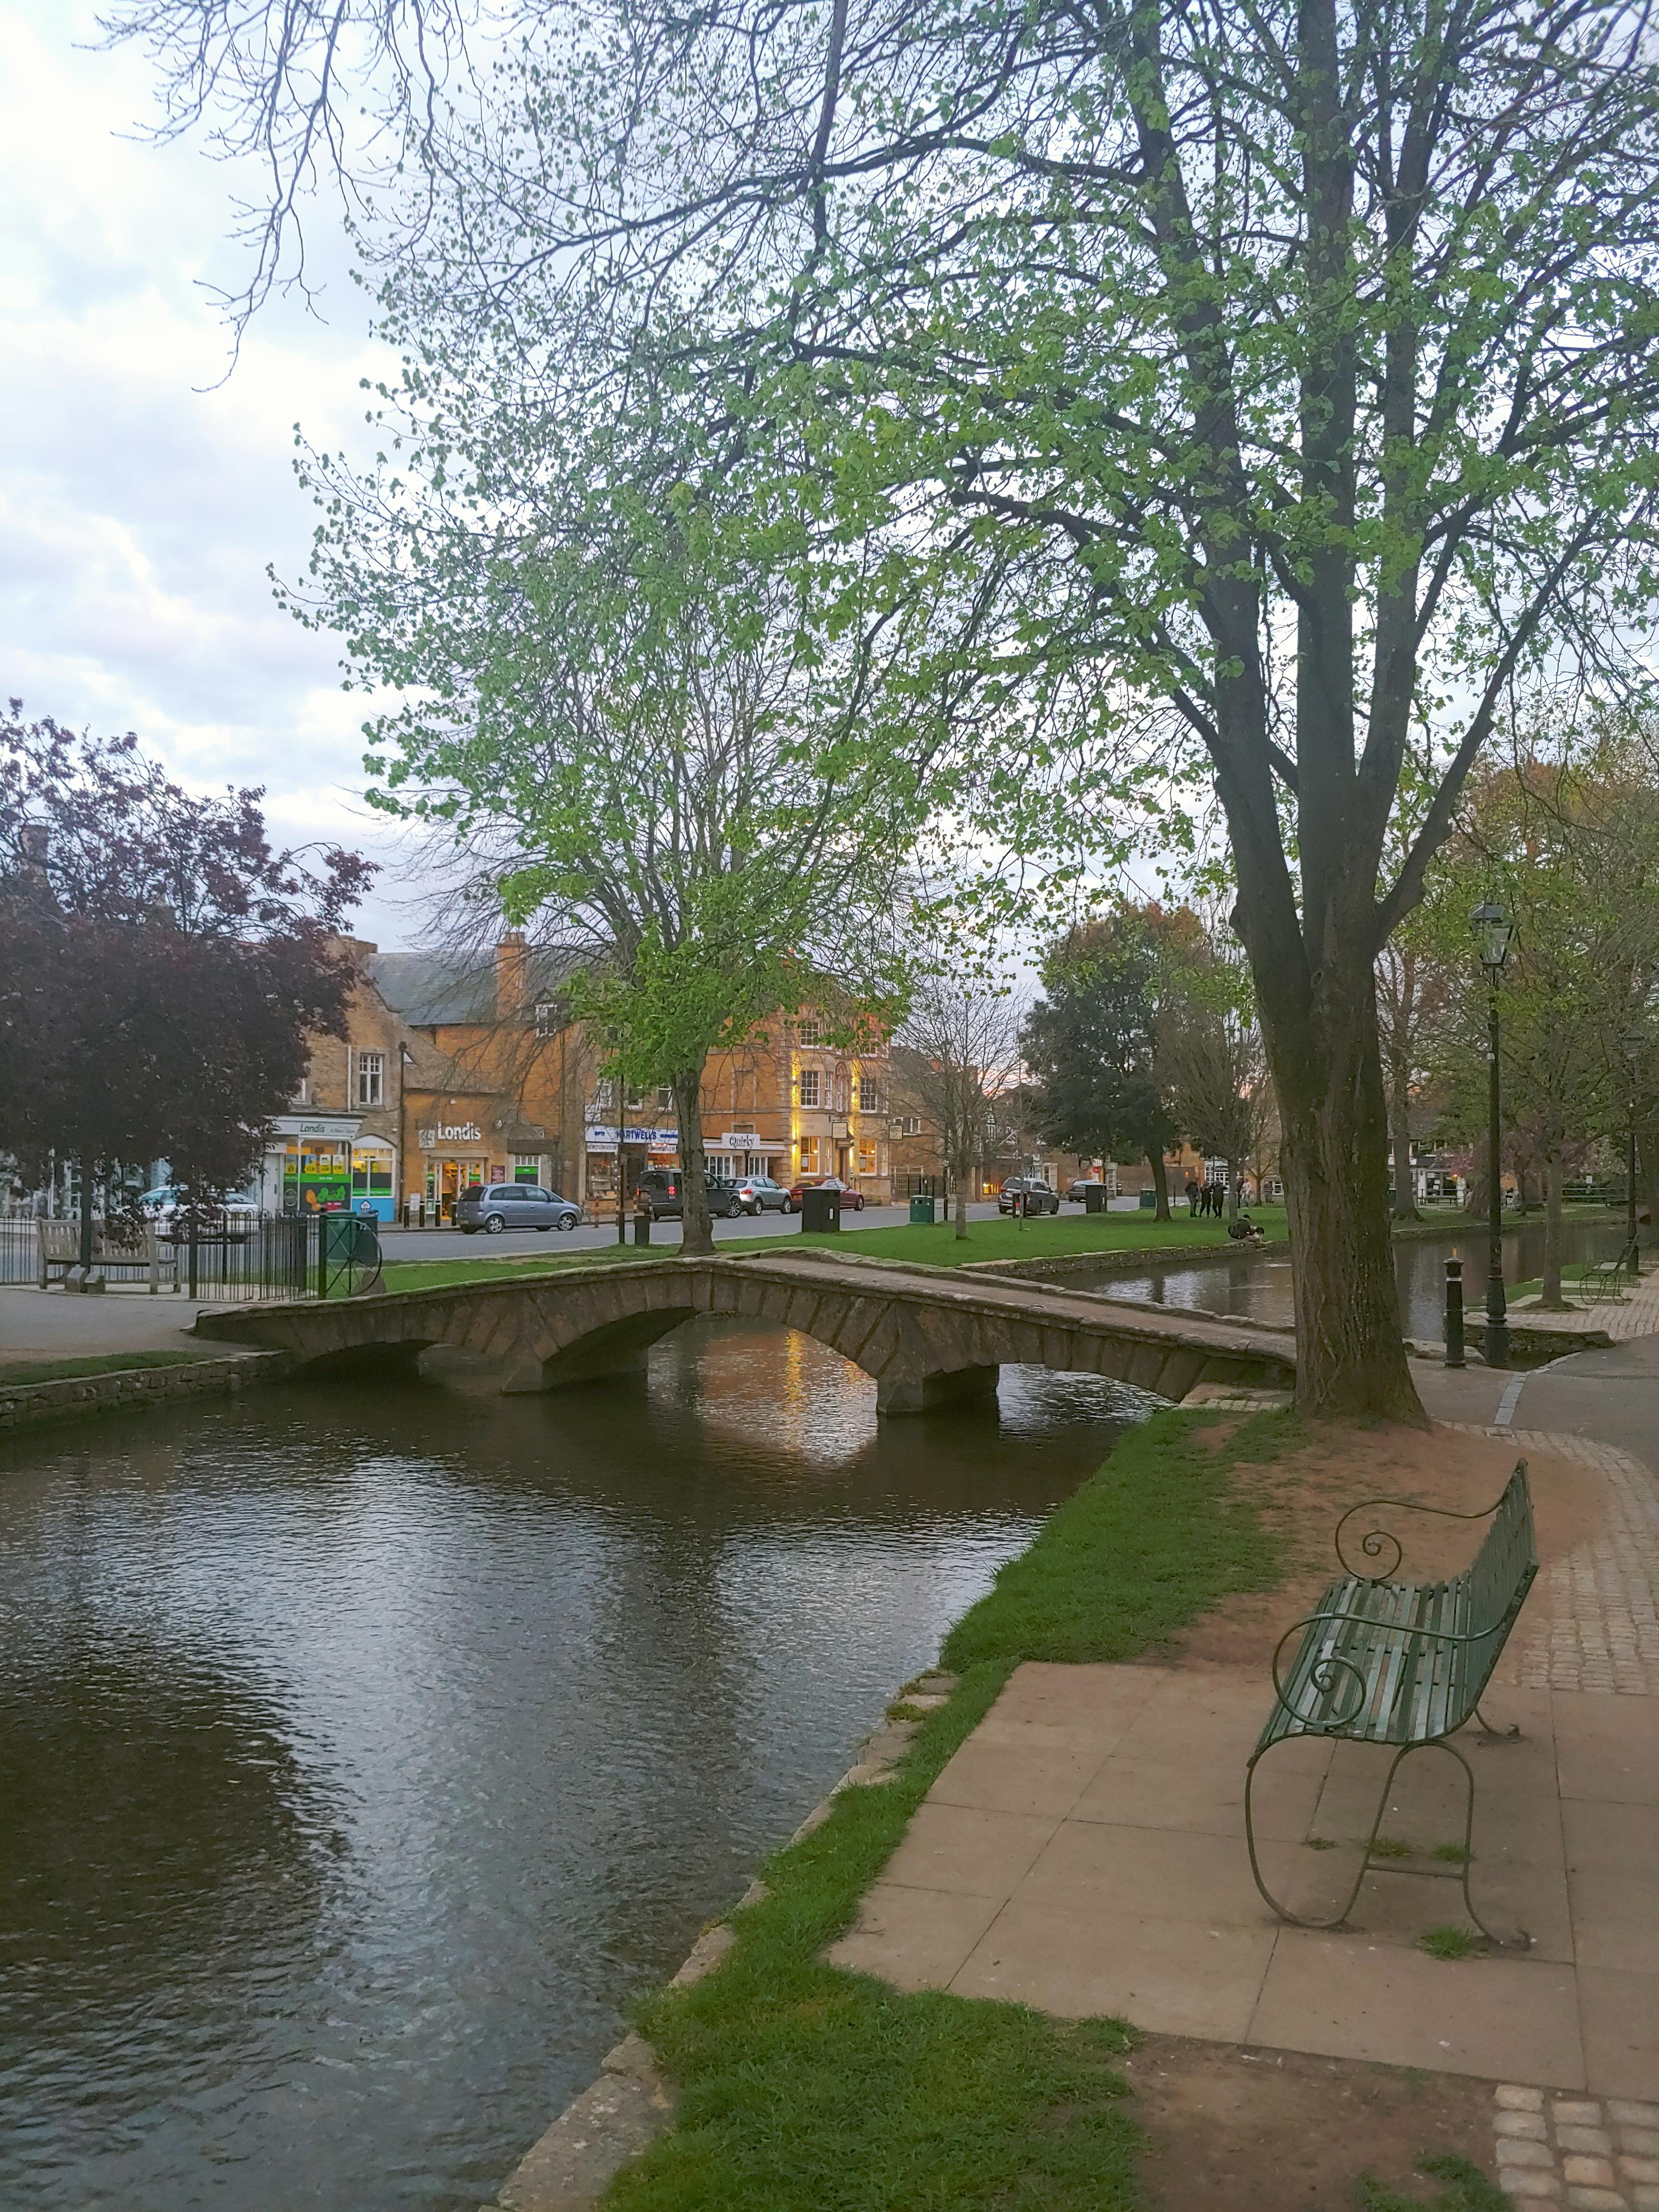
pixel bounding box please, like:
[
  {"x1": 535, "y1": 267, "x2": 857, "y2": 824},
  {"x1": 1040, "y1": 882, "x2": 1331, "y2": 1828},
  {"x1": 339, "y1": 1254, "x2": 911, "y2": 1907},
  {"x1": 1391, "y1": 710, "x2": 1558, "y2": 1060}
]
[
  {"x1": 0, "y1": 1319, "x2": 1148, "y2": 2212},
  {"x1": 1080, "y1": 1219, "x2": 1623, "y2": 1341}
]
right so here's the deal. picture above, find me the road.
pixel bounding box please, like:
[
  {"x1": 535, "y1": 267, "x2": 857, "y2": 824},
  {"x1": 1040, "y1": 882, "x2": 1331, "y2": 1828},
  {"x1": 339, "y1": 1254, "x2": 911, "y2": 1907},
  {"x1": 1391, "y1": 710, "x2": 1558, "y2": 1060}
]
[{"x1": 378, "y1": 1199, "x2": 1015, "y2": 1264}]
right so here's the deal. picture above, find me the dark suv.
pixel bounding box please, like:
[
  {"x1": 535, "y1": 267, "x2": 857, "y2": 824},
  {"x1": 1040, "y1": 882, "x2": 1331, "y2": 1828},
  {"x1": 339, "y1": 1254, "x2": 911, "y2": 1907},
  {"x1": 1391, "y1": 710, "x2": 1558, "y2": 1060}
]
[
  {"x1": 998, "y1": 1177, "x2": 1059, "y2": 1216},
  {"x1": 457, "y1": 1183, "x2": 582, "y2": 1234},
  {"x1": 634, "y1": 1170, "x2": 744, "y2": 1221}
]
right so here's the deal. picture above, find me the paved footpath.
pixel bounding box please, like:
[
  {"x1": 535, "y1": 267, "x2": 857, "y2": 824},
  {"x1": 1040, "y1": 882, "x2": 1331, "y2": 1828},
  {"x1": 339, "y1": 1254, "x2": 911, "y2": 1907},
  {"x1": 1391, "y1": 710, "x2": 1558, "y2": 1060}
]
[
  {"x1": 833, "y1": 1341, "x2": 1659, "y2": 2208},
  {"x1": 0, "y1": 1286, "x2": 219, "y2": 1361}
]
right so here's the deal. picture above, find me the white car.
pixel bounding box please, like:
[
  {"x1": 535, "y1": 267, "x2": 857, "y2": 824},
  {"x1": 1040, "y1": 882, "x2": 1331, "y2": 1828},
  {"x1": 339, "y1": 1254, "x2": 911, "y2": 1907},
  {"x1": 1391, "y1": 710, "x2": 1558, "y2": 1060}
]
[{"x1": 138, "y1": 1186, "x2": 260, "y2": 1241}]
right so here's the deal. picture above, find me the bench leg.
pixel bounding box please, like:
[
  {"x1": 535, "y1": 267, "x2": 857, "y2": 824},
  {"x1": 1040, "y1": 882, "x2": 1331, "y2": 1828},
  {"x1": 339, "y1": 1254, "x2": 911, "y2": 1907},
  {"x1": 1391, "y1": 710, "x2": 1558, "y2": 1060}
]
[
  {"x1": 1246, "y1": 1738, "x2": 1530, "y2": 1949},
  {"x1": 1245, "y1": 1742, "x2": 1379, "y2": 1932},
  {"x1": 1475, "y1": 1701, "x2": 1520, "y2": 1739}
]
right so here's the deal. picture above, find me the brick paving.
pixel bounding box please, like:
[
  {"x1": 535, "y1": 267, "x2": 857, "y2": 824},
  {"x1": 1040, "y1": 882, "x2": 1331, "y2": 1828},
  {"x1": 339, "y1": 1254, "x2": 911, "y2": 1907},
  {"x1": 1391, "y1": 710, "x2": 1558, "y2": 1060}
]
[
  {"x1": 1442, "y1": 1425, "x2": 1659, "y2": 1699},
  {"x1": 1512, "y1": 1270, "x2": 1659, "y2": 1344},
  {"x1": 1490, "y1": 2087, "x2": 1659, "y2": 2209}
]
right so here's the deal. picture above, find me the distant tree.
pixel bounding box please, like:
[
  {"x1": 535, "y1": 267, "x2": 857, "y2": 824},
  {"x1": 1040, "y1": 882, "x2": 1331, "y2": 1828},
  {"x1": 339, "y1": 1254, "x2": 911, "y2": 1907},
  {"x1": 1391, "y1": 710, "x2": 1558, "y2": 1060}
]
[
  {"x1": 1374, "y1": 933, "x2": 1455, "y2": 1224},
  {"x1": 1022, "y1": 915, "x2": 1177, "y2": 1221},
  {"x1": 1430, "y1": 733, "x2": 1659, "y2": 1303},
  {"x1": 0, "y1": 710, "x2": 369, "y2": 1267},
  {"x1": 894, "y1": 982, "x2": 1024, "y2": 1239}
]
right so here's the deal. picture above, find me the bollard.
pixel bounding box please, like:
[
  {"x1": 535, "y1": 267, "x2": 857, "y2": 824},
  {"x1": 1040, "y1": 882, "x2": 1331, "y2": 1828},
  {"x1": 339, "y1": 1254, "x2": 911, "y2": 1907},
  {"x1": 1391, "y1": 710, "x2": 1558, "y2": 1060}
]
[
  {"x1": 633, "y1": 1209, "x2": 652, "y2": 1247},
  {"x1": 1444, "y1": 1256, "x2": 1465, "y2": 1369}
]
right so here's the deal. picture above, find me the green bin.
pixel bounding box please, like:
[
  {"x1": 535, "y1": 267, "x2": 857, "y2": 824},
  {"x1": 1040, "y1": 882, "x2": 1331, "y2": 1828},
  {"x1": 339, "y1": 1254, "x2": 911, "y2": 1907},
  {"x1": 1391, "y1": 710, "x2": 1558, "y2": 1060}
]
[
  {"x1": 909, "y1": 1195, "x2": 935, "y2": 1226},
  {"x1": 1138, "y1": 1188, "x2": 1157, "y2": 1210}
]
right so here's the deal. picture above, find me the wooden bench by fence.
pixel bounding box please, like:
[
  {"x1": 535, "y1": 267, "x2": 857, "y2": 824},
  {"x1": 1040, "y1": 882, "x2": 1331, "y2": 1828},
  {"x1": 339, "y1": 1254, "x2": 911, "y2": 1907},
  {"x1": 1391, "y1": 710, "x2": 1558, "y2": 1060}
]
[
  {"x1": 1244, "y1": 1463, "x2": 1537, "y2": 1947},
  {"x1": 36, "y1": 1220, "x2": 177, "y2": 1293}
]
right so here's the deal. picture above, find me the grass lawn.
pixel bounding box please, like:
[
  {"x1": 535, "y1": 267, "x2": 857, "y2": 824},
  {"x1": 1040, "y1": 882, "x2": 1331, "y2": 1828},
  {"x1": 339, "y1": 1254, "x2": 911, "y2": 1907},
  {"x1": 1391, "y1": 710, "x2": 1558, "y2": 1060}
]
[
  {"x1": 377, "y1": 1207, "x2": 1290, "y2": 1297},
  {"x1": 0, "y1": 1348, "x2": 212, "y2": 1385},
  {"x1": 603, "y1": 1408, "x2": 1294, "y2": 2212}
]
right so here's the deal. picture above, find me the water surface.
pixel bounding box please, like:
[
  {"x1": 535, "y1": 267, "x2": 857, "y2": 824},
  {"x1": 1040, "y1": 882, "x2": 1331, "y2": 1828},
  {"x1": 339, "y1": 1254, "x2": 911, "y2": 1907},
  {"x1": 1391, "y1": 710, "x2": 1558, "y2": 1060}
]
[{"x1": 0, "y1": 1319, "x2": 1148, "y2": 2212}]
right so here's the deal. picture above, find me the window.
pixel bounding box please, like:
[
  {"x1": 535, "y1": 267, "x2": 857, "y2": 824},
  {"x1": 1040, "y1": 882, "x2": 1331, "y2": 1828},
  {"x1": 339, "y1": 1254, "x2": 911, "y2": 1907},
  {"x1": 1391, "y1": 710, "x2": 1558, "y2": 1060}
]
[
  {"x1": 858, "y1": 1080, "x2": 882, "y2": 1113},
  {"x1": 355, "y1": 1051, "x2": 384, "y2": 1107},
  {"x1": 858, "y1": 1141, "x2": 877, "y2": 1176},
  {"x1": 797, "y1": 1019, "x2": 821, "y2": 1045},
  {"x1": 656, "y1": 1085, "x2": 674, "y2": 1111},
  {"x1": 294, "y1": 1077, "x2": 311, "y2": 1106},
  {"x1": 593, "y1": 1078, "x2": 615, "y2": 1111},
  {"x1": 625, "y1": 1085, "x2": 645, "y2": 1111},
  {"x1": 798, "y1": 1069, "x2": 820, "y2": 1107},
  {"x1": 513, "y1": 1154, "x2": 542, "y2": 1183},
  {"x1": 799, "y1": 1136, "x2": 823, "y2": 1175},
  {"x1": 534, "y1": 1001, "x2": 561, "y2": 1038},
  {"x1": 896, "y1": 1115, "x2": 922, "y2": 1137}
]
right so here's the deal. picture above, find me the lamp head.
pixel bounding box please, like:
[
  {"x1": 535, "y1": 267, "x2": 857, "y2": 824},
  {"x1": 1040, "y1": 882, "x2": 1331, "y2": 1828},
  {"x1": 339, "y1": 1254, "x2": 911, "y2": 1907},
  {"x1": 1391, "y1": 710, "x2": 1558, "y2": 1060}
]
[{"x1": 1470, "y1": 900, "x2": 1514, "y2": 972}]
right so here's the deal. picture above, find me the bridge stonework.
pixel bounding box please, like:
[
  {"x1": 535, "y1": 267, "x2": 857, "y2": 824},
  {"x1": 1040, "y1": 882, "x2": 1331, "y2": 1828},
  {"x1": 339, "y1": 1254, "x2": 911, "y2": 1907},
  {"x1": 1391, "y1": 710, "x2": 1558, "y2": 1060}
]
[{"x1": 193, "y1": 1251, "x2": 1296, "y2": 1412}]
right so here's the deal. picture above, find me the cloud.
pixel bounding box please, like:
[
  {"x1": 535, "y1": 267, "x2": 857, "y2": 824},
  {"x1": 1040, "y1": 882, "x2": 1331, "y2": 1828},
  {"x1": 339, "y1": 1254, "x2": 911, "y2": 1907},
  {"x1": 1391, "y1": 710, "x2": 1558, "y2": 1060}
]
[{"x1": 0, "y1": 0, "x2": 420, "y2": 942}]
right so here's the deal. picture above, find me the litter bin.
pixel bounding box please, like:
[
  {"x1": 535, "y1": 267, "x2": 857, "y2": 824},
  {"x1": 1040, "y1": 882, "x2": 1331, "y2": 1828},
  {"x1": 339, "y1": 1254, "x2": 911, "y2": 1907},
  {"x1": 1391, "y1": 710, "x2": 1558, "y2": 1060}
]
[
  {"x1": 909, "y1": 1195, "x2": 935, "y2": 1226},
  {"x1": 1138, "y1": 1189, "x2": 1158, "y2": 1210},
  {"x1": 801, "y1": 1186, "x2": 841, "y2": 1233},
  {"x1": 633, "y1": 1209, "x2": 652, "y2": 1246},
  {"x1": 1084, "y1": 1184, "x2": 1106, "y2": 1214}
]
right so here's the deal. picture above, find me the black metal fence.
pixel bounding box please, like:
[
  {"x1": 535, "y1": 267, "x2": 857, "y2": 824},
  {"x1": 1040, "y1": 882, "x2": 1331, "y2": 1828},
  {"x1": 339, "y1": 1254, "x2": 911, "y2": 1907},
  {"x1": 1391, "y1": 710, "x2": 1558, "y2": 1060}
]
[{"x1": 0, "y1": 1213, "x2": 381, "y2": 1300}]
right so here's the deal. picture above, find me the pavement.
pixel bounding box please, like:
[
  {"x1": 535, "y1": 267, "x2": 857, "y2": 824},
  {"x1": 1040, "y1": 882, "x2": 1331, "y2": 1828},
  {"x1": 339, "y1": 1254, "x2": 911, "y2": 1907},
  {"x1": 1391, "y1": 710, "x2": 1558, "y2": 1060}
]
[
  {"x1": 831, "y1": 1337, "x2": 1659, "y2": 2202},
  {"x1": 0, "y1": 1287, "x2": 219, "y2": 1362}
]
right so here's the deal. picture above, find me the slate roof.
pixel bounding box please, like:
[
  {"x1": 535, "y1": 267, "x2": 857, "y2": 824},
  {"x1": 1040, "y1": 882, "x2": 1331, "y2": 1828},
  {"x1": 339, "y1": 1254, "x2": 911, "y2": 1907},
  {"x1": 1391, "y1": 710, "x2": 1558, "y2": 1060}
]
[{"x1": 368, "y1": 947, "x2": 587, "y2": 1027}]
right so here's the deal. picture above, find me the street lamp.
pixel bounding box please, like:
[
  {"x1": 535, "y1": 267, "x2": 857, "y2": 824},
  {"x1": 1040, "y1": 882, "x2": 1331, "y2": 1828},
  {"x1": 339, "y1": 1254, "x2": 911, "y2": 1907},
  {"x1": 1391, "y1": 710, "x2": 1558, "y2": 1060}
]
[
  {"x1": 1621, "y1": 1026, "x2": 1646, "y2": 1278},
  {"x1": 1471, "y1": 900, "x2": 1515, "y2": 1369}
]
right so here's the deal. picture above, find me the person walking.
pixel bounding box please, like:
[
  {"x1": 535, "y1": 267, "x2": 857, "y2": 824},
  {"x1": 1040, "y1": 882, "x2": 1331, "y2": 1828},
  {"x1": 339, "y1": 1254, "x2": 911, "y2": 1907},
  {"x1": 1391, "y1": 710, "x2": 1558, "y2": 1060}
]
[{"x1": 1184, "y1": 1177, "x2": 1200, "y2": 1217}]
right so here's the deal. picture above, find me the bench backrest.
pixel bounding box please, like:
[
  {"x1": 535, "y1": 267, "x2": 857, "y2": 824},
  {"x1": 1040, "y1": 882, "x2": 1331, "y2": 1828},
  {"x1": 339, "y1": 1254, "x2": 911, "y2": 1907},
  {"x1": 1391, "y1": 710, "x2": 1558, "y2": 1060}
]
[{"x1": 1456, "y1": 1462, "x2": 1537, "y2": 1694}]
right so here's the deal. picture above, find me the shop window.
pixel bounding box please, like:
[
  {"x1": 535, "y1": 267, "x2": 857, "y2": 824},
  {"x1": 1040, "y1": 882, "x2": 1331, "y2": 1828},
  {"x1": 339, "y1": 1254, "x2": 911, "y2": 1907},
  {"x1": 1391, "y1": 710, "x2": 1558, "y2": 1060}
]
[
  {"x1": 351, "y1": 1147, "x2": 394, "y2": 1196},
  {"x1": 799, "y1": 1069, "x2": 820, "y2": 1107},
  {"x1": 355, "y1": 1051, "x2": 384, "y2": 1107},
  {"x1": 512, "y1": 1155, "x2": 541, "y2": 1183}
]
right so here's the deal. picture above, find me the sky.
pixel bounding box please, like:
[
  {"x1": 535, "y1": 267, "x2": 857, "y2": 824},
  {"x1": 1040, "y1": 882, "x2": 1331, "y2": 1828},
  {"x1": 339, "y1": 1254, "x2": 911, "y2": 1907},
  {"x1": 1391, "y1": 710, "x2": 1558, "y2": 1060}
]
[{"x1": 0, "y1": 1, "x2": 423, "y2": 944}]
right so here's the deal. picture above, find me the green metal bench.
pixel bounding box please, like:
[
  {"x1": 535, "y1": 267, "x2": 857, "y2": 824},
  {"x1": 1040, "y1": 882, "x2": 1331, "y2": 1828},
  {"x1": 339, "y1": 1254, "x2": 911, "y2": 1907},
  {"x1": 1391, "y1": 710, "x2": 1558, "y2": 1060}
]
[
  {"x1": 1245, "y1": 1463, "x2": 1538, "y2": 1946},
  {"x1": 1577, "y1": 1257, "x2": 1630, "y2": 1304}
]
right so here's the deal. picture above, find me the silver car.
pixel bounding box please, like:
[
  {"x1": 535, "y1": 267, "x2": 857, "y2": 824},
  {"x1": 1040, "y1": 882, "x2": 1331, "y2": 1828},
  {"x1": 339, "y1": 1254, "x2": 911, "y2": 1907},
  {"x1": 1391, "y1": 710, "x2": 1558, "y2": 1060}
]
[{"x1": 457, "y1": 1184, "x2": 582, "y2": 1235}]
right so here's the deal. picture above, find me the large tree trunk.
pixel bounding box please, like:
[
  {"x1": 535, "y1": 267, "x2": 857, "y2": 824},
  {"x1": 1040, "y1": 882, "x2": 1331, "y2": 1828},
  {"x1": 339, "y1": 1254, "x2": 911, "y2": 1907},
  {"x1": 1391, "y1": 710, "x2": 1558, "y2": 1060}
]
[
  {"x1": 673, "y1": 1064, "x2": 715, "y2": 1257},
  {"x1": 1540, "y1": 1146, "x2": 1567, "y2": 1307},
  {"x1": 1640, "y1": 1116, "x2": 1659, "y2": 1250},
  {"x1": 1388, "y1": 1055, "x2": 1420, "y2": 1222},
  {"x1": 954, "y1": 1150, "x2": 971, "y2": 1239},
  {"x1": 1258, "y1": 965, "x2": 1424, "y2": 1424},
  {"x1": 1147, "y1": 1150, "x2": 1171, "y2": 1221}
]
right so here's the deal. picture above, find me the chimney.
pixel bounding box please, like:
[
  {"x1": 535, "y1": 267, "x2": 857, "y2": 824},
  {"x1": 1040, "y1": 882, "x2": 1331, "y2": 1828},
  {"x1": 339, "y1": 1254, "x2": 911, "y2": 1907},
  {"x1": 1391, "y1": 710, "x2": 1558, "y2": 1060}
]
[{"x1": 496, "y1": 930, "x2": 529, "y2": 1020}]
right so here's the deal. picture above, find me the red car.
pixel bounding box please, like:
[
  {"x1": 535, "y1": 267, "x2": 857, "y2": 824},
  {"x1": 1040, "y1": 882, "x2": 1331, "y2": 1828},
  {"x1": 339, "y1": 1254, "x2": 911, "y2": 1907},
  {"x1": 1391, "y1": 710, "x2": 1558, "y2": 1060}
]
[{"x1": 786, "y1": 1175, "x2": 867, "y2": 1211}]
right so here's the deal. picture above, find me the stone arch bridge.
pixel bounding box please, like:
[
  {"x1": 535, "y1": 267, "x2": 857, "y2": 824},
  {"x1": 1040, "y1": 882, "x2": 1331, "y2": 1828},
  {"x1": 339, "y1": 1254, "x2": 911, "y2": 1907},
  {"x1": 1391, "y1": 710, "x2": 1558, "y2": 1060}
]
[{"x1": 195, "y1": 1249, "x2": 1295, "y2": 1413}]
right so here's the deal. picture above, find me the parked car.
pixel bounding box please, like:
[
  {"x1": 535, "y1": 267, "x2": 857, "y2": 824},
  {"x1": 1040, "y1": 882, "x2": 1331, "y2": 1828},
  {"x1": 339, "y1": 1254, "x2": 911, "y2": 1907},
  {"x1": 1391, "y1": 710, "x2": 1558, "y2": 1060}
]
[
  {"x1": 733, "y1": 1174, "x2": 791, "y2": 1215},
  {"x1": 786, "y1": 1175, "x2": 867, "y2": 1211},
  {"x1": 998, "y1": 1177, "x2": 1059, "y2": 1216},
  {"x1": 456, "y1": 1183, "x2": 582, "y2": 1235},
  {"x1": 1066, "y1": 1179, "x2": 1105, "y2": 1203},
  {"x1": 631, "y1": 1169, "x2": 744, "y2": 1221},
  {"x1": 138, "y1": 1186, "x2": 259, "y2": 1241}
]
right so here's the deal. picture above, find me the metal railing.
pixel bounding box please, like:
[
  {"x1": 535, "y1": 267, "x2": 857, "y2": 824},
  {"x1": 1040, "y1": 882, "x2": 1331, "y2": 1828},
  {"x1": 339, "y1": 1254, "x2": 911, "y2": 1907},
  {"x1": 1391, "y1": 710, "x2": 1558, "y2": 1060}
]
[{"x1": 0, "y1": 1214, "x2": 381, "y2": 1301}]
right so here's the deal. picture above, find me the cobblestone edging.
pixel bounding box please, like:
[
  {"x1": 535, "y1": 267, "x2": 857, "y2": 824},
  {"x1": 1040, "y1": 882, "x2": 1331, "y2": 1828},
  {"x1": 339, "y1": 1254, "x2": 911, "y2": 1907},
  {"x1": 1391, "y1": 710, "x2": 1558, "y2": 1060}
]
[
  {"x1": 0, "y1": 1349, "x2": 295, "y2": 1433},
  {"x1": 479, "y1": 1669, "x2": 959, "y2": 2212},
  {"x1": 1493, "y1": 2085, "x2": 1659, "y2": 2208}
]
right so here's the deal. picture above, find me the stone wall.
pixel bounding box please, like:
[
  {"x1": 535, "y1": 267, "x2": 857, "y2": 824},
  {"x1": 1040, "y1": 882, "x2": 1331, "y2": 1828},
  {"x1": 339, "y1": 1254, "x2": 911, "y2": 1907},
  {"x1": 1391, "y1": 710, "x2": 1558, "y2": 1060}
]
[{"x1": 0, "y1": 1350, "x2": 294, "y2": 1434}]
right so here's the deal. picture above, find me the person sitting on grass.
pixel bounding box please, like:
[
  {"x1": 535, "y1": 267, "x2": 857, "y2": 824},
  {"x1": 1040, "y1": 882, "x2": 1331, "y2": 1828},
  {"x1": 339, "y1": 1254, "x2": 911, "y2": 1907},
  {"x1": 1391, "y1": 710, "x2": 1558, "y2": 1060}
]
[{"x1": 1227, "y1": 1210, "x2": 1264, "y2": 1245}]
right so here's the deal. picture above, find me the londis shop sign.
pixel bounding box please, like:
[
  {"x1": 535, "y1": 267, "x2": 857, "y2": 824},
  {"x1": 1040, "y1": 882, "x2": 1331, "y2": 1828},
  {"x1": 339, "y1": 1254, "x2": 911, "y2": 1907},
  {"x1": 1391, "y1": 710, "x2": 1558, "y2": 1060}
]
[{"x1": 418, "y1": 1121, "x2": 484, "y2": 1149}]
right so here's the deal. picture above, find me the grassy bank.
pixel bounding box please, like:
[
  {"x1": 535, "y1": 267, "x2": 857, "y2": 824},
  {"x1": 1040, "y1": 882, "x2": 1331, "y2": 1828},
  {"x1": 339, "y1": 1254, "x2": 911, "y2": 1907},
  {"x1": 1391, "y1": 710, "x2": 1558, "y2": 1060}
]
[
  {"x1": 602, "y1": 1408, "x2": 1294, "y2": 2211},
  {"x1": 379, "y1": 1207, "x2": 1289, "y2": 1297},
  {"x1": 0, "y1": 1348, "x2": 212, "y2": 1385}
]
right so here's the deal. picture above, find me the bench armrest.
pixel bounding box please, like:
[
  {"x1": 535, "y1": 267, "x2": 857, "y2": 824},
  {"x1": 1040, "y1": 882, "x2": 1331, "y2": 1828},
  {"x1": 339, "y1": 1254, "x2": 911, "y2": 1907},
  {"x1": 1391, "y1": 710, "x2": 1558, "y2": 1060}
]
[{"x1": 1334, "y1": 1477, "x2": 1522, "y2": 1582}]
